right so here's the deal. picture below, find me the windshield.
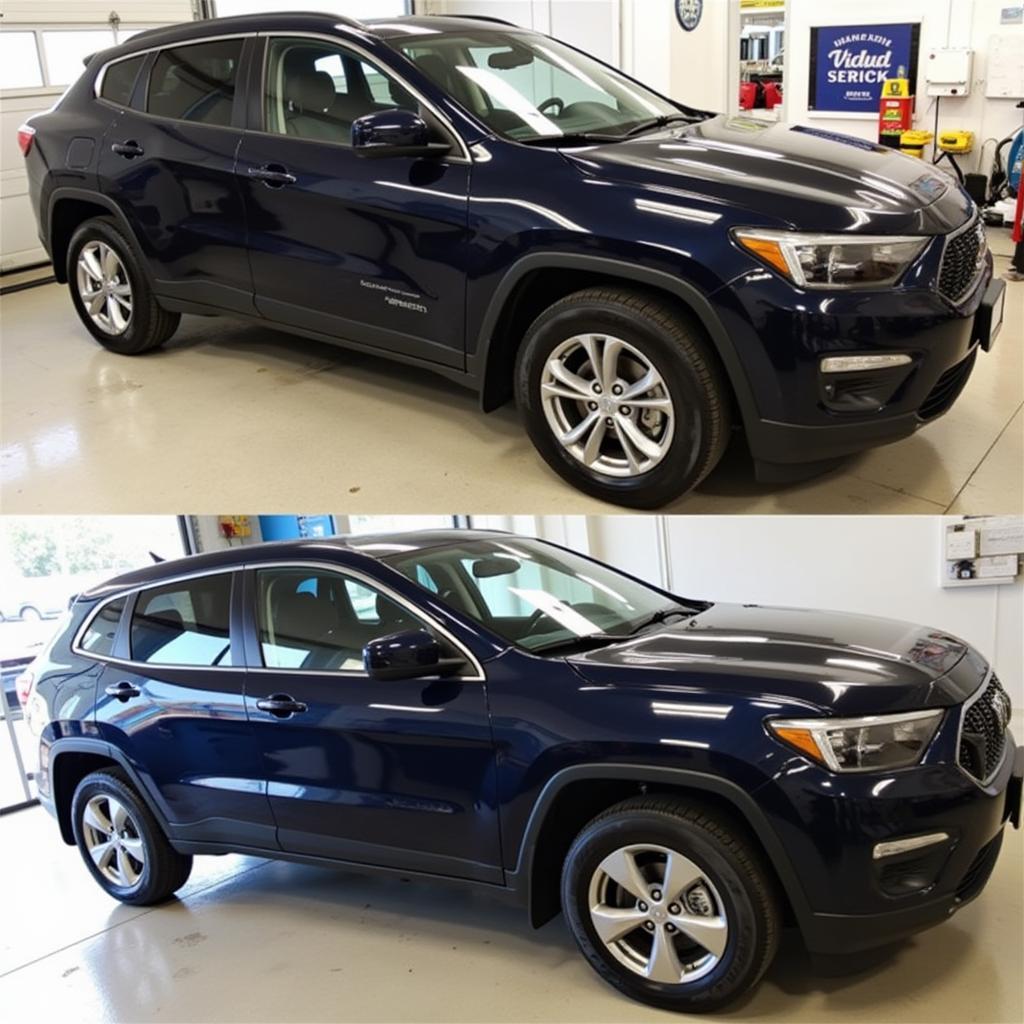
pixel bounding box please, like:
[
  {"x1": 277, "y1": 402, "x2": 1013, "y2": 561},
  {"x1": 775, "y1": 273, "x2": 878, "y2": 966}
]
[
  {"x1": 384, "y1": 538, "x2": 700, "y2": 653},
  {"x1": 388, "y1": 28, "x2": 682, "y2": 142}
]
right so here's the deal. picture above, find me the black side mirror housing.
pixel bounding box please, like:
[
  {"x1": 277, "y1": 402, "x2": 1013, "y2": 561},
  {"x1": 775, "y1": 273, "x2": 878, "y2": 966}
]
[
  {"x1": 363, "y1": 629, "x2": 464, "y2": 681},
  {"x1": 351, "y1": 109, "x2": 451, "y2": 159}
]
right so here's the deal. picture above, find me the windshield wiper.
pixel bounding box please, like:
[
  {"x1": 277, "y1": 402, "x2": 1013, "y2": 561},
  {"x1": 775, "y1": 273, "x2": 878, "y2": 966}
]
[
  {"x1": 528, "y1": 633, "x2": 622, "y2": 655},
  {"x1": 518, "y1": 131, "x2": 624, "y2": 147},
  {"x1": 619, "y1": 113, "x2": 695, "y2": 139},
  {"x1": 622, "y1": 606, "x2": 693, "y2": 636}
]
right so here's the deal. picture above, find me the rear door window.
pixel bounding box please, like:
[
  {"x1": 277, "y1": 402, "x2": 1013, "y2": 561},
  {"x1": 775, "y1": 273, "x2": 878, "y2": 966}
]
[
  {"x1": 130, "y1": 574, "x2": 233, "y2": 666},
  {"x1": 147, "y1": 38, "x2": 243, "y2": 126}
]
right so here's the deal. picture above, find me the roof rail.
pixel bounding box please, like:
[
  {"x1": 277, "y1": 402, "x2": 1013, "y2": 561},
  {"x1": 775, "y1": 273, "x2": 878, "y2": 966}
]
[{"x1": 445, "y1": 14, "x2": 518, "y2": 26}]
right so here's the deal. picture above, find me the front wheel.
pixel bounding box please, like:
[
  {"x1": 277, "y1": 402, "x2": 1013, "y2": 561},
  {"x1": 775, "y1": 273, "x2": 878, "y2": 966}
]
[
  {"x1": 561, "y1": 796, "x2": 780, "y2": 1012},
  {"x1": 515, "y1": 287, "x2": 731, "y2": 508},
  {"x1": 67, "y1": 217, "x2": 180, "y2": 354},
  {"x1": 71, "y1": 768, "x2": 193, "y2": 905}
]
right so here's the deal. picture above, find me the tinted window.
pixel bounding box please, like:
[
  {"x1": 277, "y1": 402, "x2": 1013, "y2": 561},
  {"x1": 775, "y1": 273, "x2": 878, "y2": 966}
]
[
  {"x1": 100, "y1": 55, "x2": 145, "y2": 107},
  {"x1": 264, "y1": 37, "x2": 418, "y2": 145},
  {"x1": 131, "y1": 575, "x2": 232, "y2": 666},
  {"x1": 147, "y1": 39, "x2": 242, "y2": 126},
  {"x1": 256, "y1": 568, "x2": 433, "y2": 671},
  {"x1": 80, "y1": 598, "x2": 126, "y2": 657}
]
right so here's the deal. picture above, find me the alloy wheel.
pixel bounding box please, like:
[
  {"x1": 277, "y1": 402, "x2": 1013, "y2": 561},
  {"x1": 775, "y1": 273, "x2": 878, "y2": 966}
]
[
  {"x1": 540, "y1": 334, "x2": 675, "y2": 477},
  {"x1": 81, "y1": 794, "x2": 146, "y2": 887},
  {"x1": 76, "y1": 241, "x2": 133, "y2": 336},
  {"x1": 587, "y1": 843, "x2": 729, "y2": 984}
]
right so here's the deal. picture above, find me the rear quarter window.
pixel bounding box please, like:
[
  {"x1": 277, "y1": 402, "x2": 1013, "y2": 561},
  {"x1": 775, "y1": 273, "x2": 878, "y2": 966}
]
[
  {"x1": 79, "y1": 598, "x2": 126, "y2": 657},
  {"x1": 99, "y1": 55, "x2": 146, "y2": 108}
]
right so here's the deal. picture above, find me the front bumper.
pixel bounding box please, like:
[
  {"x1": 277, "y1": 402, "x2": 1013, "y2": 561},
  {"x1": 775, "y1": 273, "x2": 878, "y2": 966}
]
[
  {"x1": 713, "y1": 246, "x2": 996, "y2": 468},
  {"x1": 761, "y1": 724, "x2": 1020, "y2": 956}
]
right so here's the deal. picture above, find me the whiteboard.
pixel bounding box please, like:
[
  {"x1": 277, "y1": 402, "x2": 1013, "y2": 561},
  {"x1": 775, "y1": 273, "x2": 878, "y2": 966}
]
[{"x1": 986, "y1": 33, "x2": 1024, "y2": 98}]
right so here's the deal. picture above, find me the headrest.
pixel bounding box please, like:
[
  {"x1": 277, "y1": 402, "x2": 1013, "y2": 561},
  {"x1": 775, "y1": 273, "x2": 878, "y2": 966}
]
[
  {"x1": 413, "y1": 53, "x2": 453, "y2": 93},
  {"x1": 273, "y1": 589, "x2": 337, "y2": 644},
  {"x1": 285, "y1": 67, "x2": 335, "y2": 114}
]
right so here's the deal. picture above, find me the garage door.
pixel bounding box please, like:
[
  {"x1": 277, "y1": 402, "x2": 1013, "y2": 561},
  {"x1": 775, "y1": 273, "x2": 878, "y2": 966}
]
[{"x1": 0, "y1": 2, "x2": 193, "y2": 272}]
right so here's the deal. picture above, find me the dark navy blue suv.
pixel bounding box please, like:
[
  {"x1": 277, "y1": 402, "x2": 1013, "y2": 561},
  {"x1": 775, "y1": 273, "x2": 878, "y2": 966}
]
[
  {"x1": 23, "y1": 531, "x2": 1021, "y2": 1012},
  {"x1": 21, "y1": 13, "x2": 1006, "y2": 506}
]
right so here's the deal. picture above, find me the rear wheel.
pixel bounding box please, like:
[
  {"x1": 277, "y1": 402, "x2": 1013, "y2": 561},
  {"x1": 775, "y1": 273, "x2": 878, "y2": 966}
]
[
  {"x1": 71, "y1": 768, "x2": 192, "y2": 905},
  {"x1": 561, "y1": 796, "x2": 780, "y2": 1012},
  {"x1": 67, "y1": 217, "x2": 180, "y2": 354},
  {"x1": 515, "y1": 287, "x2": 731, "y2": 508}
]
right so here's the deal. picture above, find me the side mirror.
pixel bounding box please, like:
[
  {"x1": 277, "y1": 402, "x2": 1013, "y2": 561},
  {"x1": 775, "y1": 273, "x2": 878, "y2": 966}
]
[
  {"x1": 363, "y1": 629, "x2": 464, "y2": 681},
  {"x1": 351, "y1": 109, "x2": 451, "y2": 160}
]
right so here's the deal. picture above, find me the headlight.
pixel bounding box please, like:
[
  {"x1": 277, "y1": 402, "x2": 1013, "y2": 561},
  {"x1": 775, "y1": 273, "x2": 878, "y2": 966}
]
[
  {"x1": 734, "y1": 229, "x2": 927, "y2": 289},
  {"x1": 768, "y1": 709, "x2": 943, "y2": 772}
]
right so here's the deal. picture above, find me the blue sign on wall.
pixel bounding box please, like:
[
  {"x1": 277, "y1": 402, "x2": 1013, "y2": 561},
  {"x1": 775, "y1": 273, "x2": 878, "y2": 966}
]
[{"x1": 808, "y1": 23, "x2": 920, "y2": 113}]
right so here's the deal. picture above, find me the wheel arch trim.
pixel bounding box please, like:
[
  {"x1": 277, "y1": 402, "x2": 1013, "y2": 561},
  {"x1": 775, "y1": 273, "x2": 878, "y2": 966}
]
[
  {"x1": 46, "y1": 736, "x2": 173, "y2": 844},
  {"x1": 46, "y1": 187, "x2": 155, "y2": 286},
  {"x1": 472, "y1": 252, "x2": 760, "y2": 429},
  {"x1": 510, "y1": 762, "x2": 813, "y2": 927}
]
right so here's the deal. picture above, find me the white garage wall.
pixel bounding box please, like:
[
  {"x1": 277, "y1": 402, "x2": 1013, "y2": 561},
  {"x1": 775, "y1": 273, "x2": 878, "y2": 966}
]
[
  {"x1": 477, "y1": 514, "x2": 1023, "y2": 708},
  {"x1": 1, "y1": 2, "x2": 194, "y2": 270},
  {"x1": 422, "y1": 0, "x2": 621, "y2": 71}
]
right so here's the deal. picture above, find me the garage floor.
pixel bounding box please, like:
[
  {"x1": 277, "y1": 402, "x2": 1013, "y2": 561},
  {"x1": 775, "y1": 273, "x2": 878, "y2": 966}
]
[
  {"x1": 1, "y1": 235, "x2": 1021, "y2": 515},
  {"x1": 0, "y1": 805, "x2": 1021, "y2": 1023}
]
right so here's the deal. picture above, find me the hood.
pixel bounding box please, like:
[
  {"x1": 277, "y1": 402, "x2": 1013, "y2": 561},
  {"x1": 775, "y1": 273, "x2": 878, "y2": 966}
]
[
  {"x1": 569, "y1": 603, "x2": 985, "y2": 716},
  {"x1": 562, "y1": 115, "x2": 974, "y2": 235}
]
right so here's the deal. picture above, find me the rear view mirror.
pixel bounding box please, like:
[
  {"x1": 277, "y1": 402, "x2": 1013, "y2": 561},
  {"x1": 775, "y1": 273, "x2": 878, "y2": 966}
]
[
  {"x1": 471, "y1": 555, "x2": 521, "y2": 578},
  {"x1": 363, "y1": 629, "x2": 465, "y2": 681},
  {"x1": 488, "y1": 47, "x2": 533, "y2": 70},
  {"x1": 351, "y1": 109, "x2": 451, "y2": 159}
]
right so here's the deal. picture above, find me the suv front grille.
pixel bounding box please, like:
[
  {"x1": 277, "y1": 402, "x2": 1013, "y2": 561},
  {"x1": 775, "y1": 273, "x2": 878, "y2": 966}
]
[
  {"x1": 958, "y1": 673, "x2": 1011, "y2": 783},
  {"x1": 938, "y1": 216, "x2": 986, "y2": 304},
  {"x1": 918, "y1": 351, "x2": 976, "y2": 420}
]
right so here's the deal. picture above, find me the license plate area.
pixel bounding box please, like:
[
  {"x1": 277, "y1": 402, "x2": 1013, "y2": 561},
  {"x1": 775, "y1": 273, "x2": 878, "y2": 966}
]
[{"x1": 976, "y1": 278, "x2": 1006, "y2": 352}]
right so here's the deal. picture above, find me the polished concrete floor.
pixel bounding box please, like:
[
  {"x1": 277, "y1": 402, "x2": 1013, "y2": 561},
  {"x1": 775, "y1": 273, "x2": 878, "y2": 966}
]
[
  {"x1": 1, "y1": 237, "x2": 1021, "y2": 515},
  {"x1": 0, "y1": 804, "x2": 1021, "y2": 1023}
]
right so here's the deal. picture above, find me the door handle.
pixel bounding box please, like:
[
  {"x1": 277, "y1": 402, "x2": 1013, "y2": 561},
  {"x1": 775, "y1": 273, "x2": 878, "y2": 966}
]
[
  {"x1": 256, "y1": 693, "x2": 308, "y2": 718},
  {"x1": 248, "y1": 164, "x2": 296, "y2": 188},
  {"x1": 104, "y1": 681, "x2": 141, "y2": 701},
  {"x1": 111, "y1": 140, "x2": 144, "y2": 158}
]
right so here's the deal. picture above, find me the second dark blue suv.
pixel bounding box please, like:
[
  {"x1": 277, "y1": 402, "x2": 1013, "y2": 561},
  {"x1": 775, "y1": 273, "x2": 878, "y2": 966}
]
[
  {"x1": 22, "y1": 531, "x2": 1022, "y2": 1012},
  {"x1": 21, "y1": 13, "x2": 1006, "y2": 507}
]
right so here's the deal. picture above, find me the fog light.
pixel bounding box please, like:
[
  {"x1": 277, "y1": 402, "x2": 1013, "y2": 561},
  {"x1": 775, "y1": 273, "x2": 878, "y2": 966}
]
[
  {"x1": 821, "y1": 354, "x2": 912, "y2": 373},
  {"x1": 873, "y1": 832, "x2": 950, "y2": 859}
]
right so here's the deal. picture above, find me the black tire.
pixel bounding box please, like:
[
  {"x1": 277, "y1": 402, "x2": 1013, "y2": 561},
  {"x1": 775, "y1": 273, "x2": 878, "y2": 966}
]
[
  {"x1": 67, "y1": 217, "x2": 180, "y2": 354},
  {"x1": 561, "y1": 796, "x2": 780, "y2": 1013},
  {"x1": 71, "y1": 767, "x2": 193, "y2": 906},
  {"x1": 515, "y1": 287, "x2": 731, "y2": 508}
]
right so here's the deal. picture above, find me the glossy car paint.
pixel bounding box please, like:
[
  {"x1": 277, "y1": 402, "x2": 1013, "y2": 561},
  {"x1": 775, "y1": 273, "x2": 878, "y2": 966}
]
[
  {"x1": 23, "y1": 13, "x2": 996, "y2": 471},
  {"x1": 29, "y1": 533, "x2": 1020, "y2": 957}
]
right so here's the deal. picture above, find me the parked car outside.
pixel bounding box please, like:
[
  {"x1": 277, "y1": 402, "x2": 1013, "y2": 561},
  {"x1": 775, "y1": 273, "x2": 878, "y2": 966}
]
[
  {"x1": 24, "y1": 531, "x2": 1021, "y2": 1012},
  {"x1": 20, "y1": 13, "x2": 1006, "y2": 507}
]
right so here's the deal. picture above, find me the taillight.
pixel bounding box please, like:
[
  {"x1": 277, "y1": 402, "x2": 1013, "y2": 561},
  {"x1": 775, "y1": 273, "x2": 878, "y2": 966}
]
[
  {"x1": 15, "y1": 670, "x2": 34, "y2": 706},
  {"x1": 17, "y1": 124, "x2": 36, "y2": 157}
]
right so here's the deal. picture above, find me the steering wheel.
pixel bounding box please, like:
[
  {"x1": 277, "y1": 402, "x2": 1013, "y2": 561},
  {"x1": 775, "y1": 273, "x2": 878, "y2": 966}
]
[{"x1": 538, "y1": 96, "x2": 565, "y2": 117}]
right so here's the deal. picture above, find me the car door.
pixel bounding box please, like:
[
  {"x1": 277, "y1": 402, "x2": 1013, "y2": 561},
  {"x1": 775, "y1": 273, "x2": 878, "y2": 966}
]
[
  {"x1": 235, "y1": 34, "x2": 471, "y2": 368},
  {"x1": 97, "y1": 35, "x2": 255, "y2": 314},
  {"x1": 91, "y1": 571, "x2": 277, "y2": 849},
  {"x1": 241, "y1": 561, "x2": 502, "y2": 883}
]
